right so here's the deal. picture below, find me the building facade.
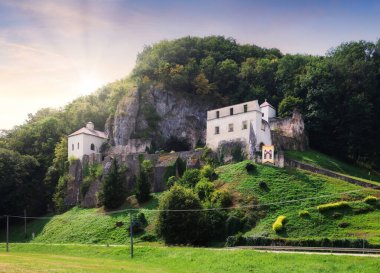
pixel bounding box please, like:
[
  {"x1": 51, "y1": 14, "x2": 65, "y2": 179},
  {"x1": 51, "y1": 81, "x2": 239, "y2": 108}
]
[
  {"x1": 68, "y1": 122, "x2": 108, "y2": 160},
  {"x1": 206, "y1": 100, "x2": 275, "y2": 158}
]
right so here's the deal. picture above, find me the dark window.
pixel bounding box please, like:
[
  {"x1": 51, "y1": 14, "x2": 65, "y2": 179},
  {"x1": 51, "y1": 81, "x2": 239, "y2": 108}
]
[
  {"x1": 77, "y1": 143, "x2": 79, "y2": 149},
  {"x1": 72, "y1": 144, "x2": 74, "y2": 151},
  {"x1": 242, "y1": 121, "x2": 247, "y2": 130},
  {"x1": 215, "y1": 126, "x2": 220, "y2": 135},
  {"x1": 244, "y1": 104, "x2": 247, "y2": 112},
  {"x1": 216, "y1": 111, "x2": 220, "y2": 118},
  {"x1": 228, "y1": 123, "x2": 234, "y2": 132},
  {"x1": 230, "y1": 108, "x2": 233, "y2": 115},
  {"x1": 90, "y1": 143, "x2": 95, "y2": 151}
]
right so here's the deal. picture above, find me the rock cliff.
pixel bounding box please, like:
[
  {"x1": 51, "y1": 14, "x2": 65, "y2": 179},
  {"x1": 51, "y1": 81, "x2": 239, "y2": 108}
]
[{"x1": 107, "y1": 88, "x2": 214, "y2": 149}]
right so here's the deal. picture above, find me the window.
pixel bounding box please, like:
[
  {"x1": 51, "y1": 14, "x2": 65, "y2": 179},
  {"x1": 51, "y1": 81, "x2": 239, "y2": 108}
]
[
  {"x1": 242, "y1": 121, "x2": 247, "y2": 130},
  {"x1": 230, "y1": 108, "x2": 233, "y2": 115},
  {"x1": 72, "y1": 144, "x2": 74, "y2": 151},
  {"x1": 215, "y1": 126, "x2": 220, "y2": 135},
  {"x1": 90, "y1": 143, "x2": 95, "y2": 151},
  {"x1": 261, "y1": 122, "x2": 265, "y2": 131},
  {"x1": 77, "y1": 143, "x2": 79, "y2": 149},
  {"x1": 244, "y1": 104, "x2": 247, "y2": 112},
  {"x1": 228, "y1": 123, "x2": 234, "y2": 132},
  {"x1": 216, "y1": 111, "x2": 220, "y2": 118}
]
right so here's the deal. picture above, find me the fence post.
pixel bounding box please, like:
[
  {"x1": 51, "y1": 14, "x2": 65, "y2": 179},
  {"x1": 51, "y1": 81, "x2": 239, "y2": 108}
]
[
  {"x1": 6, "y1": 215, "x2": 9, "y2": 252},
  {"x1": 130, "y1": 211, "x2": 133, "y2": 258}
]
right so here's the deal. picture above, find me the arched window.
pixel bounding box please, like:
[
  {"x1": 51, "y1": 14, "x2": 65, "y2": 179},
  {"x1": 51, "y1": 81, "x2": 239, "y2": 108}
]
[
  {"x1": 259, "y1": 142, "x2": 264, "y2": 151},
  {"x1": 90, "y1": 143, "x2": 95, "y2": 151}
]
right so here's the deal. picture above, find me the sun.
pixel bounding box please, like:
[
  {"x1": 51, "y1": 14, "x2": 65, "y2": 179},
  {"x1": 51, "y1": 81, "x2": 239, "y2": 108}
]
[{"x1": 78, "y1": 74, "x2": 103, "y2": 95}]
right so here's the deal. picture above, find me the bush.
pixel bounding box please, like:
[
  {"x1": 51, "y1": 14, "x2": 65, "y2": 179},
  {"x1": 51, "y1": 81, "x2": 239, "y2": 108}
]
[
  {"x1": 298, "y1": 210, "x2": 310, "y2": 218},
  {"x1": 317, "y1": 201, "x2": 350, "y2": 212},
  {"x1": 129, "y1": 212, "x2": 148, "y2": 234},
  {"x1": 338, "y1": 222, "x2": 350, "y2": 228},
  {"x1": 226, "y1": 216, "x2": 243, "y2": 236},
  {"x1": 272, "y1": 215, "x2": 286, "y2": 233},
  {"x1": 332, "y1": 212, "x2": 343, "y2": 219},
  {"x1": 135, "y1": 160, "x2": 152, "y2": 203},
  {"x1": 156, "y1": 185, "x2": 204, "y2": 245},
  {"x1": 200, "y1": 165, "x2": 217, "y2": 181},
  {"x1": 363, "y1": 195, "x2": 377, "y2": 204},
  {"x1": 259, "y1": 181, "x2": 268, "y2": 190},
  {"x1": 211, "y1": 190, "x2": 232, "y2": 207},
  {"x1": 195, "y1": 179, "x2": 215, "y2": 200},
  {"x1": 140, "y1": 233, "x2": 157, "y2": 242},
  {"x1": 178, "y1": 169, "x2": 200, "y2": 188},
  {"x1": 245, "y1": 162, "x2": 256, "y2": 172},
  {"x1": 166, "y1": 176, "x2": 178, "y2": 189}
]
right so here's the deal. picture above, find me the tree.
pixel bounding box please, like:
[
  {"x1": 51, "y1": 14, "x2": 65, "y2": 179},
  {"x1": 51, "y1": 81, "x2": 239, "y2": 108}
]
[
  {"x1": 156, "y1": 184, "x2": 204, "y2": 245},
  {"x1": 135, "y1": 160, "x2": 152, "y2": 202},
  {"x1": 278, "y1": 96, "x2": 303, "y2": 117},
  {"x1": 178, "y1": 168, "x2": 200, "y2": 187},
  {"x1": 100, "y1": 159, "x2": 127, "y2": 209}
]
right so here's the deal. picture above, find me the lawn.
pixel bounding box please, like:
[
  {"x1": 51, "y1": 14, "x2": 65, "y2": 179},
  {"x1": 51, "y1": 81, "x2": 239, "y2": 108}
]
[
  {"x1": 285, "y1": 150, "x2": 380, "y2": 183},
  {"x1": 0, "y1": 243, "x2": 379, "y2": 273}
]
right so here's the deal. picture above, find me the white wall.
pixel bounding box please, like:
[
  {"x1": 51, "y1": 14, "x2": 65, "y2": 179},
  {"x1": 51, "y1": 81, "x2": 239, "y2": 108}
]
[
  {"x1": 68, "y1": 134, "x2": 106, "y2": 160},
  {"x1": 261, "y1": 105, "x2": 276, "y2": 122}
]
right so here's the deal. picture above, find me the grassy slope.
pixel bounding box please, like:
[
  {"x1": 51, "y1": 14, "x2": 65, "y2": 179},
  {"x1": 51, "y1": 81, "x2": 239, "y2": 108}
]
[
  {"x1": 285, "y1": 150, "x2": 380, "y2": 184},
  {"x1": 0, "y1": 244, "x2": 379, "y2": 273},
  {"x1": 216, "y1": 161, "x2": 380, "y2": 244},
  {"x1": 3, "y1": 194, "x2": 162, "y2": 245}
]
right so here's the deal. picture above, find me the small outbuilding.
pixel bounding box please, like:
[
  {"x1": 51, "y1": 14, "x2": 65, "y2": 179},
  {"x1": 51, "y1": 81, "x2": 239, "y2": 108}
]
[{"x1": 68, "y1": 122, "x2": 108, "y2": 160}]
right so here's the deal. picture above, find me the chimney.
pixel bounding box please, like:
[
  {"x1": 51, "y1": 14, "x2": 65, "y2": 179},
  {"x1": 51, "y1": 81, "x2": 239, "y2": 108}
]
[{"x1": 86, "y1": 122, "x2": 94, "y2": 130}]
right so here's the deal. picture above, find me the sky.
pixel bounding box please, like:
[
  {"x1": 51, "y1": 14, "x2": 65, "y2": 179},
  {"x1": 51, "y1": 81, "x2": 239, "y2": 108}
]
[{"x1": 0, "y1": 0, "x2": 379, "y2": 130}]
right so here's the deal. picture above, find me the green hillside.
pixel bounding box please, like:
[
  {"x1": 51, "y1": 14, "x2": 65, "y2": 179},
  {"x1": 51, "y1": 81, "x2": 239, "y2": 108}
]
[
  {"x1": 4, "y1": 160, "x2": 379, "y2": 246},
  {"x1": 215, "y1": 161, "x2": 380, "y2": 244},
  {"x1": 285, "y1": 150, "x2": 380, "y2": 184}
]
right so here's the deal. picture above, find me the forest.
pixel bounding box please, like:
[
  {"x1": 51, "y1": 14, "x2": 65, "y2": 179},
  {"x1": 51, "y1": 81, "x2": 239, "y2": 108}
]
[{"x1": 1, "y1": 36, "x2": 379, "y2": 217}]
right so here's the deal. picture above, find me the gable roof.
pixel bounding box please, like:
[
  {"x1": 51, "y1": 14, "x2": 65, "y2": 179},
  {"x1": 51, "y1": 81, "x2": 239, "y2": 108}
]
[
  {"x1": 68, "y1": 127, "x2": 108, "y2": 139},
  {"x1": 260, "y1": 99, "x2": 275, "y2": 109}
]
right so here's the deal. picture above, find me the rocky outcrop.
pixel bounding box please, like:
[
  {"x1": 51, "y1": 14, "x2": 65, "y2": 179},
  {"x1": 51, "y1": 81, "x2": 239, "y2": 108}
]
[
  {"x1": 108, "y1": 88, "x2": 214, "y2": 149},
  {"x1": 269, "y1": 110, "x2": 309, "y2": 151}
]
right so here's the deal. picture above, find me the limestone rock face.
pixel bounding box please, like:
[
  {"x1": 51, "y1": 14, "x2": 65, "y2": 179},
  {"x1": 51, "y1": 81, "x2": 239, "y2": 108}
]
[{"x1": 109, "y1": 88, "x2": 213, "y2": 149}]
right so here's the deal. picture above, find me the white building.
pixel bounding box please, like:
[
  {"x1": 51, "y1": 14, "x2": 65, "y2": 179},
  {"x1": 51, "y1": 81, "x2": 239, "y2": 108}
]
[
  {"x1": 206, "y1": 100, "x2": 275, "y2": 158},
  {"x1": 68, "y1": 122, "x2": 108, "y2": 160}
]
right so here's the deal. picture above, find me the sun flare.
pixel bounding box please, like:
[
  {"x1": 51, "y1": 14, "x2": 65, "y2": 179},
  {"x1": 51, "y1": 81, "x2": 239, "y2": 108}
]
[{"x1": 78, "y1": 74, "x2": 103, "y2": 95}]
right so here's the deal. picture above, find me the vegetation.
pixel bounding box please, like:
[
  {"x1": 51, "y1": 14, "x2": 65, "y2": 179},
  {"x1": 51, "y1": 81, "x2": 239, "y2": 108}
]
[
  {"x1": 2, "y1": 244, "x2": 380, "y2": 273},
  {"x1": 317, "y1": 201, "x2": 350, "y2": 213},
  {"x1": 135, "y1": 160, "x2": 152, "y2": 203},
  {"x1": 99, "y1": 159, "x2": 127, "y2": 209},
  {"x1": 285, "y1": 150, "x2": 380, "y2": 183},
  {"x1": 272, "y1": 215, "x2": 287, "y2": 232}
]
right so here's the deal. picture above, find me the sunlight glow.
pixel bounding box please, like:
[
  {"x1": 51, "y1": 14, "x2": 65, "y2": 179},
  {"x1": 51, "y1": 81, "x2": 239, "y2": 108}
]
[{"x1": 78, "y1": 74, "x2": 104, "y2": 95}]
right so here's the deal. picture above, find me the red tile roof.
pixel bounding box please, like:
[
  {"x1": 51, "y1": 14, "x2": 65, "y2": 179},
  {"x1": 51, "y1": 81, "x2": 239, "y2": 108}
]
[{"x1": 68, "y1": 127, "x2": 108, "y2": 139}]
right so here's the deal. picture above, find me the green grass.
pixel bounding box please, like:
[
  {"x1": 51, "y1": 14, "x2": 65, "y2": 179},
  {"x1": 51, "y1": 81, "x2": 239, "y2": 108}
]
[
  {"x1": 285, "y1": 150, "x2": 380, "y2": 184},
  {"x1": 216, "y1": 161, "x2": 380, "y2": 243},
  {"x1": 0, "y1": 243, "x2": 379, "y2": 273},
  {"x1": 2, "y1": 194, "x2": 163, "y2": 245}
]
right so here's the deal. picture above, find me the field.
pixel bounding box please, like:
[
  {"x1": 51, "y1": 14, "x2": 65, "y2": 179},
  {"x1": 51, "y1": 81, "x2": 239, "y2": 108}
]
[{"x1": 0, "y1": 243, "x2": 379, "y2": 273}]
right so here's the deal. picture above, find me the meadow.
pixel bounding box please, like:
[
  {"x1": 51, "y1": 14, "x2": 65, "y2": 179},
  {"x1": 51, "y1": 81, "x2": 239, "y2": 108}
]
[{"x1": 0, "y1": 243, "x2": 379, "y2": 273}]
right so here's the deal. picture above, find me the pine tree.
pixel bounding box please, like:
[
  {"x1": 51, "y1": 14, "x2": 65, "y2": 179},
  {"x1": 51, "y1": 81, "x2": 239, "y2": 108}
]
[
  {"x1": 135, "y1": 160, "x2": 152, "y2": 202},
  {"x1": 100, "y1": 159, "x2": 126, "y2": 209}
]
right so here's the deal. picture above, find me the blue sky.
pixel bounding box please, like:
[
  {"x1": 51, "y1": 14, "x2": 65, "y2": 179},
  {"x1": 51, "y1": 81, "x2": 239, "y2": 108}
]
[{"x1": 0, "y1": 0, "x2": 379, "y2": 129}]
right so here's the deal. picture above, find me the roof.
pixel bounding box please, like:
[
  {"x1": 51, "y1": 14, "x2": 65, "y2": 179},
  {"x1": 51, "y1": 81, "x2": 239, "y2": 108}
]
[
  {"x1": 260, "y1": 99, "x2": 275, "y2": 109},
  {"x1": 68, "y1": 127, "x2": 108, "y2": 139}
]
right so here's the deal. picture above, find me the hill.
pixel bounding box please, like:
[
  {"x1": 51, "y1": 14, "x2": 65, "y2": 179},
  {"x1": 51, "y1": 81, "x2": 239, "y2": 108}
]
[{"x1": 4, "y1": 160, "x2": 379, "y2": 245}]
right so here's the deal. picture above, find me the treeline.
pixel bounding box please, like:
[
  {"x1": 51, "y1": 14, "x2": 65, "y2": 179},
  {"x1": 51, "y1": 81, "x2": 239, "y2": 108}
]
[
  {"x1": 132, "y1": 36, "x2": 380, "y2": 168},
  {"x1": 0, "y1": 79, "x2": 134, "y2": 217}
]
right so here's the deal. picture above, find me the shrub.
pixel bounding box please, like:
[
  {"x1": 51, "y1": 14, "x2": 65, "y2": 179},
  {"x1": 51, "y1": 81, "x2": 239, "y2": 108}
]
[
  {"x1": 332, "y1": 212, "x2": 343, "y2": 219},
  {"x1": 211, "y1": 190, "x2": 232, "y2": 207},
  {"x1": 272, "y1": 215, "x2": 286, "y2": 233},
  {"x1": 363, "y1": 195, "x2": 377, "y2": 204},
  {"x1": 245, "y1": 162, "x2": 256, "y2": 172},
  {"x1": 259, "y1": 181, "x2": 268, "y2": 191},
  {"x1": 140, "y1": 233, "x2": 157, "y2": 242},
  {"x1": 298, "y1": 210, "x2": 310, "y2": 218},
  {"x1": 195, "y1": 179, "x2": 215, "y2": 200},
  {"x1": 226, "y1": 216, "x2": 243, "y2": 236},
  {"x1": 178, "y1": 169, "x2": 200, "y2": 188},
  {"x1": 338, "y1": 222, "x2": 350, "y2": 228},
  {"x1": 200, "y1": 165, "x2": 217, "y2": 181},
  {"x1": 166, "y1": 176, "x2": 178, "y2": 189},
  {"x1": 317, "y1": 201, "x2": 350, "y2": 212},
  {"x1": 156, "y1": 185, "x2": 204, "y2": 245},
  {"x1": 129, "y1": 212, "x2": 148, "y2": 234}
]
